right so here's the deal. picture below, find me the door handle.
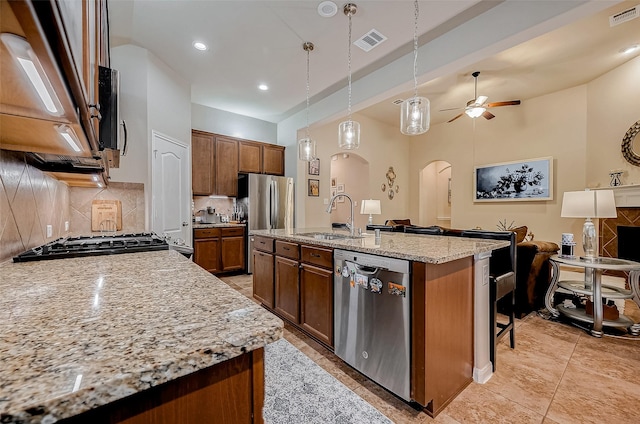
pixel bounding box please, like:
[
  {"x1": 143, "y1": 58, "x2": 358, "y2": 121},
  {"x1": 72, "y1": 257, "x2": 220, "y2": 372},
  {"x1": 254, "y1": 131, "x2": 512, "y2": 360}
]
[{"x1": 182, "y1": 221, "x2": 189, "y2": 227}]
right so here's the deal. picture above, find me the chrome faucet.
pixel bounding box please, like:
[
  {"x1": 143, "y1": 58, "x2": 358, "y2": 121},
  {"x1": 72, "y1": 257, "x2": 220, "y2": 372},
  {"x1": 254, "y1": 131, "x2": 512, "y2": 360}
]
[{"x1": 326, "y1": 193, "x2": 355, "y2": 236}]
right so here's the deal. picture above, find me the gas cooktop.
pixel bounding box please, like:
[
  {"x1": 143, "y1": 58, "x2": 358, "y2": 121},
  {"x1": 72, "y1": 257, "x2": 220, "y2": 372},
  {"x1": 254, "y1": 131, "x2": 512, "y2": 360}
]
[{"x1": 13, "y1": 232, "x2": 169, "y2": 262}]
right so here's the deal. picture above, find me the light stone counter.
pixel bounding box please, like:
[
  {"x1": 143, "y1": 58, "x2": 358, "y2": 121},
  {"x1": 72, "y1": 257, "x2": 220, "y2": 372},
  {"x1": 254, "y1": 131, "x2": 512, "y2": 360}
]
[
  {"x1": 250, "y1": 228, "x2": 509, "y2": 264},
  {"x1": 193, "y1": 223, "x2": 246, "y2": 229},
  {"x1": 0, "y1": 250, "x2": 283, "y2": 423}
]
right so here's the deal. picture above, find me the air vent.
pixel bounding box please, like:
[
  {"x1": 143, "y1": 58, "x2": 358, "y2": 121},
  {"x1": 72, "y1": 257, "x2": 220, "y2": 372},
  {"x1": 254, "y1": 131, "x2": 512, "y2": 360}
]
[
  {"x1": 609, "y1": 5, "x2": 639, "y2": 26},
  {"x1": 354, "y1": 29, "x2": 387, "y2": 52},
  {"x1": 392, "y1": 99, "x2": 404, "y2": 105}
]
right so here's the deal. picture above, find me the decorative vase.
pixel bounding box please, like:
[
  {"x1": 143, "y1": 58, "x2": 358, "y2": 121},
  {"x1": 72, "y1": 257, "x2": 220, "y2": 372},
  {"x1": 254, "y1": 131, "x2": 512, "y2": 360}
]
[{"x1": 513, "y1": 181, "x2": 526, "y2": 193}]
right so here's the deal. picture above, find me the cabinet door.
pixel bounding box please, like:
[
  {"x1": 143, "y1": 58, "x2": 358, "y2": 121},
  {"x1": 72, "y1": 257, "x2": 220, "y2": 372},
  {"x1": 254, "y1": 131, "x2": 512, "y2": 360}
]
[
  {"x1": 253, "y1": 250, "x2": 274, "y2": 308},
  {"x1": 191, "y1": 131, "x2": 215, "y2": 195},
  {"x1": 193, "y1": 238, "x2": 221, "y2": 273},
  {"x1": 215, "y1": 136, "x2": 239, "y2": 196},
  {"x1": 238, "y1": 141, "x2": 262, "y2": 173},
  {"x1": 300, "y1": 264, "x2": 334, "y2": 346},
  {"x1": 221, "y1": 236, "x2": 245, "y2": 272},
  {"x1": 275, "y1": 256, "x2": 300, "y2": 323},
  {"x1": 263, "y1": 144, "x2": 285, "y2": 176}
]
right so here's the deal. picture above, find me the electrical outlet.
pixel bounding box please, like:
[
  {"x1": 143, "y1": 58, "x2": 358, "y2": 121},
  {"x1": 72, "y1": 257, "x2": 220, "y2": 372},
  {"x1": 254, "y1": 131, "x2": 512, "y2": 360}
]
[
  {"x1": 46, "y1": 225, "x2": 53, "y2": 238},
  {"x1": 65, "y1": 221, "x2": 69, "y2": 231},
  {"x1": 483, "y1": 264, "x2": 489, "y2": 286}
]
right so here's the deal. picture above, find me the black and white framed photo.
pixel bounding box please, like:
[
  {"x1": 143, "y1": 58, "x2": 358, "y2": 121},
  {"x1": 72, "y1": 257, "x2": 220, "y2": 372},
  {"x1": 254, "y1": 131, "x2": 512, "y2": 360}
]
[
  {"x1": 308, "y1": 158, "x2": 320, "y2": 175},
  {"x1": 474, "y1": 157, "x2": 553, "y2": 202}
]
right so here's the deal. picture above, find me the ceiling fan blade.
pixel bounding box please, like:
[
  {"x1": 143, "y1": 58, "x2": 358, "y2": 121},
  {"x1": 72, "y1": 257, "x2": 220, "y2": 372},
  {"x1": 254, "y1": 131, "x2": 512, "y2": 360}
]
[
  {"x1": 482, "y1": 111, "x2": 495, "y2": 120},
  {"x1": 439, "y1": 106, "x2": 463, "y2": 112},
  {"x1": 486, "y1": 100, "x2": 521, "y2": 108},
  {"x1": 447, "y1": 113, "x2": 464, "y2": 123},
  {"x1": 476, "y1": 95, "x2": 488, "y2": 105}
]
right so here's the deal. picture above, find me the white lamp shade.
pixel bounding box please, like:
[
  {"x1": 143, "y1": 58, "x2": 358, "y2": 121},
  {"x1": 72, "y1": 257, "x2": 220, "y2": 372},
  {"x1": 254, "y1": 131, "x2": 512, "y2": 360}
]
[
  {"x1": 338, "y1": 120, "x2": 360, "y2": 150},
  {"x1": 561, "y1": 190, "x2": 617, "y2": 218},
  {"x1": 360, "y1": 199, "x2": 381, "y2": 215},
  {"x1": 400, "y1": 96, "x2": 430, "y2": 135},
  {"x1": 297, "y1": 137, "x2": 316, "y2": 161}
]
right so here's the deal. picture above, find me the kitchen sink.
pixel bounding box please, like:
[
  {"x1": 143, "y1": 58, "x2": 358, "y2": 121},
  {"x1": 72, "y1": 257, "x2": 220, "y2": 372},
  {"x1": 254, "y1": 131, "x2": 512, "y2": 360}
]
[{"x1": 296, "y1": 232, "x2": 363, "y2": 240}]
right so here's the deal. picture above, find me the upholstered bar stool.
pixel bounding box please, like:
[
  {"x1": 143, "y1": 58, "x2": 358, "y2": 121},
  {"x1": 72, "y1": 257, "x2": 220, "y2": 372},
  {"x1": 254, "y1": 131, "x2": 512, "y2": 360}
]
[{"x1": 462, "y1": 230, "x2": 517, "y2": 371}]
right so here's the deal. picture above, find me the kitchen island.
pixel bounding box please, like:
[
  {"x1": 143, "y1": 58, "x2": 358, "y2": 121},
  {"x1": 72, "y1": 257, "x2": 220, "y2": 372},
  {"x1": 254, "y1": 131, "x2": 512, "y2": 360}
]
[
  {"x1": 250, "y1": 228, "x2": 508, "y2": 416},
  {"x1": 0, "y1": 249, "x2": 283, "y2": 423}
]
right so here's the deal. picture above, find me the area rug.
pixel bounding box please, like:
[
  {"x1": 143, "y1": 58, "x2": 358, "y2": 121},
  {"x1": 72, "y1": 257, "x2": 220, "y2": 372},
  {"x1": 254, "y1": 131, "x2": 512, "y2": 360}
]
[{"x1": 263, "y1": 338, "x2": 393, "y2": 424}]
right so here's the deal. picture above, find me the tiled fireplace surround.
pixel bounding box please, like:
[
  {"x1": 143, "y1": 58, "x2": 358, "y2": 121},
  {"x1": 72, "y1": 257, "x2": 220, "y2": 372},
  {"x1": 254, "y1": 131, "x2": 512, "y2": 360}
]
[{"x1": 599, "y1": 186, "x2": 640, "y2": 282}]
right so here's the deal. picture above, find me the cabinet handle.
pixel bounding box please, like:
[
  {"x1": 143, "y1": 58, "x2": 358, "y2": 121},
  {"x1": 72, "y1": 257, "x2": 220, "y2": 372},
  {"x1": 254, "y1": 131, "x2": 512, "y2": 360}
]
[{"x1": 310, "y1": 253, "x2": 321, "y2": 258}]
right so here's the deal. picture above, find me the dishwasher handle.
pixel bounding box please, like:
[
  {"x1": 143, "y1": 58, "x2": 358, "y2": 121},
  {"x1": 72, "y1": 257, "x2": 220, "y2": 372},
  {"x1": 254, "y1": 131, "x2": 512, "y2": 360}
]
[{"x1": 348, "y1": 261, "x2": 386, "y2": 275}]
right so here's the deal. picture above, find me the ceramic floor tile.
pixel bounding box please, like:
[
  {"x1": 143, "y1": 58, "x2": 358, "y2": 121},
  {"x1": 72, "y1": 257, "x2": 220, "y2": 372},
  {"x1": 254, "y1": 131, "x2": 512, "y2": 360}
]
[
  {"x1": 542, "y1": 418, "x2": 561, "y2": 424},
  {"x1": 354, "y1": 382, "x2": 432, "y2": 424},
  {"x1": 545, "y1": 362, "x2": 640, "y2": 424},
  {"x1": 441, "y1": 382, "x2": 544, "y2": 424},
  {"x1": 570, "y1": 334, "x2": 640, "y2": 384}
]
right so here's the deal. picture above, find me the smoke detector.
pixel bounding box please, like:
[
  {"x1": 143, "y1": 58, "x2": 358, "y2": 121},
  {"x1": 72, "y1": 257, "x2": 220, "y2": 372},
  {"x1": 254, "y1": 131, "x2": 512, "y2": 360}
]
[{"x1": 317, "y1": 1, "x2": 338, "y2": 18}]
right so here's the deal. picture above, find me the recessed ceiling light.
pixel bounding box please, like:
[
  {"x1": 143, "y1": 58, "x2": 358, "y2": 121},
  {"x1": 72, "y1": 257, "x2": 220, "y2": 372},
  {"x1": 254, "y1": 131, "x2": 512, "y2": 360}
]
[
  {"x1": 318, "y1": 1, "x2": 338, "y2": 18},
  {"x1": 258, "y1": 84, "x2": 269, "y2": 91},
  {"x1": 193, "y1": 42, "x2": 207, "y2": 51},
  {"x1": 620, "y1": 44, "x2": 639, "y2": 54}
]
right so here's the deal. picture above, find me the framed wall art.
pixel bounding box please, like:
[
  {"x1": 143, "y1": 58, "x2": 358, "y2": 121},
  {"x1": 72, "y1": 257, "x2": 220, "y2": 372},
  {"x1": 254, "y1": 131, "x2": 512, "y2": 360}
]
[
  {"x1": 308, "y1": 158, "x2": 320, "y2": 175},
  {"x1": 474, "y1": 157, "x2": 553, "y2": 202},
  {"x1": 308, "y1": 179, "x2": 319, "y2": 197}
]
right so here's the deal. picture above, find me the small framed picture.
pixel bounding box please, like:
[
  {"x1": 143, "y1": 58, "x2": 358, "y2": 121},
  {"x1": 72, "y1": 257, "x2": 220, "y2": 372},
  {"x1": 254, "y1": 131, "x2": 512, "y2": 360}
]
[
  {"x1": 331, "y1": 177, "x2": 337, "y2": 187},
  {"x1": 336, "y1": 183, "x2": 345, "y2": 193},
  {"x1": 308, "y1": 179, "x2": 319, "y2": 196},
  {"x1": 308, "y1": 158, "x2": 320, "y2": 175},
  {"x1": 331, "y1": 189, "x2": 337, "y2": 208}
]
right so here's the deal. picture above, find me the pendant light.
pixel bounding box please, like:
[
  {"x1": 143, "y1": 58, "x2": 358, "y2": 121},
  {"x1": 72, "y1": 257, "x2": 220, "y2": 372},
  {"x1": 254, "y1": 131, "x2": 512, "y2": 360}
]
[
  {"x1": 298, "y1": 42, "x2": 317, "y2": 161},
  {"x1": 338, "y1": 3, "x2": 360, "y2": 150},
  {"x1": 400, "y1": 0, "x2": 429, "y2": 135}
]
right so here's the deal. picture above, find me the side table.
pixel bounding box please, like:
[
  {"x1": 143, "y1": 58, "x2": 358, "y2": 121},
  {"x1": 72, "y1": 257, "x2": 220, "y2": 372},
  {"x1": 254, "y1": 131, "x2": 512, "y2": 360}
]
[{"x1": 544, "y1": 255, "x2": 640, "y2": 337}]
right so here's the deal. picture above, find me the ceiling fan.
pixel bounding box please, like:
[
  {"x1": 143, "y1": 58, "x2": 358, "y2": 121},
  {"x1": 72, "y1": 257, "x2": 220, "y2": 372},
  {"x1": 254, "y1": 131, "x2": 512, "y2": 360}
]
[{"x1": 444, "y1": 71, "x2": 521, "y2": 123}]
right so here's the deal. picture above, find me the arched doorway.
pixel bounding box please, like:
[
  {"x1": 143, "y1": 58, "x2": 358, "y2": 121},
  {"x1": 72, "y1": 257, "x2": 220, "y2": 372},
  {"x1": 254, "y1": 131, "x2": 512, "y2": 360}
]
[
  {"x1": 329, "y1": 153, "x2": 370, "y2": 230},
  {"x1": 419, "y1": 161, "x2": 451, "y2": 227}
]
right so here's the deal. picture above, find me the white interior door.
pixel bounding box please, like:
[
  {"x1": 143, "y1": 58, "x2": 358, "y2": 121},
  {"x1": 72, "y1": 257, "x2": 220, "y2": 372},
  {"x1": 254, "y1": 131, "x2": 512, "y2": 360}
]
[{"x1": 151, "y1": 131, "x2": 191, "y2": 247}]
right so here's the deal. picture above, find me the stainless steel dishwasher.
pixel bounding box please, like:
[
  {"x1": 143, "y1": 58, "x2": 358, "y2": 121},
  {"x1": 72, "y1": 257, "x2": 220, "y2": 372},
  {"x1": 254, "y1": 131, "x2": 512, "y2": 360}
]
[{"x1": 334, "y1": 249, "x2": 411, "y2": 401}]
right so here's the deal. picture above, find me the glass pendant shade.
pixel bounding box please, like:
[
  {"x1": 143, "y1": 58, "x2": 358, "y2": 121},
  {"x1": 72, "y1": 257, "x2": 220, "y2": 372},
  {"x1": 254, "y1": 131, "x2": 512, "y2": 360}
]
[
  {"x1": 400, "y1": 96, "x2": 430, "y2": 135},
  {"x1": 297, "y1": 137, "x2": 316, "y2": 161},
  {"x1": 338, "y1": 120, "x2": 360, "y2": 150}
]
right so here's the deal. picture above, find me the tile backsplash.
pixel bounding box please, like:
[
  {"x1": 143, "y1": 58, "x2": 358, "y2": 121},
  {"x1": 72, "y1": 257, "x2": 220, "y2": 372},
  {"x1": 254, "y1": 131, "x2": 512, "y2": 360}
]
[
  {"x1": 0, "y1": 151, "x2": 70, "y2": 263},
  {"x1": 69, "y1": 182, "x2": 145, "y2": 235},
  {"x1": 193, "y1": 196, "x2": 235, "y2": 221}
]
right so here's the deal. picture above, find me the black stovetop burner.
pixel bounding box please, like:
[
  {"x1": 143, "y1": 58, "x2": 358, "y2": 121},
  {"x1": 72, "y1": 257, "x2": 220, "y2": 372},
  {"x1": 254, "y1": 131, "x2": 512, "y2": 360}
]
[{"x1": 13, "y1": 232, "x2": 169, "y2": 262}]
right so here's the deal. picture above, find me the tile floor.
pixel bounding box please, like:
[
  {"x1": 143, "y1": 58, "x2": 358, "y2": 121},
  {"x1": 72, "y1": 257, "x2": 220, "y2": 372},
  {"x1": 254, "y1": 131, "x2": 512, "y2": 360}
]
[{"x1": 220, "y1": 274, "x2": 640, "y2": 424}]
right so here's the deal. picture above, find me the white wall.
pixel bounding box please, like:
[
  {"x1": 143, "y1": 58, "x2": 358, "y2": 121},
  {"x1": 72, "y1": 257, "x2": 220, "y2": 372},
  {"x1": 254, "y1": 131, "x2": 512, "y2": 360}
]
[
  {"x1": 191, "y1": 104, "x2": 277, "y2": 144},
  {"x1": 109, "y1": 44, "x2": 191, "y2": 231},
  {"x1": 329, "y1": 154, "x2": 370, "y2": 229}
]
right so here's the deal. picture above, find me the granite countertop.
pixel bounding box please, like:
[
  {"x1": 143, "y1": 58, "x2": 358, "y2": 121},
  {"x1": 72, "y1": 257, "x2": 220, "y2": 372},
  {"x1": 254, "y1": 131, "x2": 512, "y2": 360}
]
[
  {"x1": 193, "y1": 223, "x2": 246, "y2": 229},
  {"x1": 250, "y1": 228, "x2": 510, "y2": 264},
  {"x1": 0, "y1": 250, "x2": 282, "y2": 423}
]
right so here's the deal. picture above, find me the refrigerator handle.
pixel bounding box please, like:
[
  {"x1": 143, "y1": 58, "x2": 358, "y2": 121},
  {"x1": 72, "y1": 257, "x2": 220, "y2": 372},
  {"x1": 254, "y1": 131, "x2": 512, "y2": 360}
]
[
  {"x1": 269, "y1": 180, "x2": 276, "y2": 228},
  {"x1": 273, "y1": 180, "x2": 280, "y2": 226}
]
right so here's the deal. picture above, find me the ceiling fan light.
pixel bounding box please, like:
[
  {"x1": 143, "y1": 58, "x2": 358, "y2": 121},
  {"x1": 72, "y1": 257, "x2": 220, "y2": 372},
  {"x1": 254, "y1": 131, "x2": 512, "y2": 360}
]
[
  {"x1": 465, "y1": 106, "x2": 486, "y2": 118},
  {"x1": 401, "y1": 96, "x2": 430, "y2": 135},
  {"x1": 338, "y1": 120, "x2": 360, "y2": 150},
  {"x1": 297, "y1": 137, "x2": 316, "y2": 161}
]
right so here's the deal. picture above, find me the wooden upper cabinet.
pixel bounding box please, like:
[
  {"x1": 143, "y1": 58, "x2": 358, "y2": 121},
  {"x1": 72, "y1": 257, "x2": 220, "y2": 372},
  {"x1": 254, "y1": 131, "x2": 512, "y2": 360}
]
[
  {"x1": 238, "y1": 141, "x2": 262, "y2": 173},
  {"x1": 191, "y1": 130, "x2": 215, "y2": 195},
  {"x1": 215, "y1": 136, "x2": 239, "y2": 197},
  {"x1": 263, "y1": 144, "x2": 285, "y2": 176}
]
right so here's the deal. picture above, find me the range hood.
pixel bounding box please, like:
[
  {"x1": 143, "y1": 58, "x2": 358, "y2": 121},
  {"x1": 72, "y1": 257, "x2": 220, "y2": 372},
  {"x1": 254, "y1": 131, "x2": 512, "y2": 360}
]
[{"x1": 0, "y1": 0, "x2": 108, "y2": 185}]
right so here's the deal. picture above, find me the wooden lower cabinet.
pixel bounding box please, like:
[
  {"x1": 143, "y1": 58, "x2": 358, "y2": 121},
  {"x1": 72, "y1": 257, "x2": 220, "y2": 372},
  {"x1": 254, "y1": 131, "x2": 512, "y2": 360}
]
[
  {"x1": 193, "y1": 230, "x2": 221, "y2": 273},
  {"x1": 64, "y1": 348, "x2": 265, "y2": 424},
  {"x1": 253, "y1": 249, "x2": 275, "y2": 308},
  {"x1": 300, "y1": 263, "x2": 333, "y2": 346},
  {"x1": 194, "y1": 227, "x2": 245, "y2": 275},
  {"x1": 274, "y1": 256, "x2": 300, "y2": 323}
]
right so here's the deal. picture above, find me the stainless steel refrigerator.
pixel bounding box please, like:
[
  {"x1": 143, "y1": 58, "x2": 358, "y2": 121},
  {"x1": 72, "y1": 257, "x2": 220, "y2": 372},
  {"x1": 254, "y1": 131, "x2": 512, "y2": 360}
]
[{"x1": 237, "y1": 173, "x2": 294, "y2": 273}]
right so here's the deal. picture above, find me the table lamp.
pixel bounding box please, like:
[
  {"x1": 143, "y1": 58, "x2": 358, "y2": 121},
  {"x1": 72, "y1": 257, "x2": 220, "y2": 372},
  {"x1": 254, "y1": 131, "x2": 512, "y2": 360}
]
[
  {"x1": 560, "y1": 189, "x2": 617, "y2": 260},
  {"x1": 360, "y1": 199, "x2": 381, "y2": 225}
]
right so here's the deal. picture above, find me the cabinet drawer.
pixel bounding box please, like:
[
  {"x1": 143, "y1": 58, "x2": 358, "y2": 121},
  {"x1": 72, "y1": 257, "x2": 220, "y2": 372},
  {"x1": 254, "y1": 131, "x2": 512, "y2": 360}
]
[
  {"x1": 194, "y1": 228, "x2": 221, "y2": 238},
  {"x1": 301, "y1": 245, "x2": 333, "y2": 269},
  {"x1": 222, "y1": 227, "x2": 245, "y2": 237},
  {"x1": 276, "y1": 240, "x2": 299, "y2": 260},
  {"x1": 253, "y1": 236, "x2": 274, "y2": 253}
]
